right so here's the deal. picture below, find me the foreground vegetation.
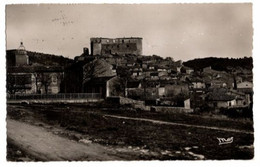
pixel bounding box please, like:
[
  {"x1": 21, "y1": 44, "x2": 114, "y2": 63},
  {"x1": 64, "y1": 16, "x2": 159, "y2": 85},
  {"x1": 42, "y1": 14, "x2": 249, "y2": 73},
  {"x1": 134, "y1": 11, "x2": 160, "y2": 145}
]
[{"x1": 7, "y1": 103, "x2": 254, "y2": 160}]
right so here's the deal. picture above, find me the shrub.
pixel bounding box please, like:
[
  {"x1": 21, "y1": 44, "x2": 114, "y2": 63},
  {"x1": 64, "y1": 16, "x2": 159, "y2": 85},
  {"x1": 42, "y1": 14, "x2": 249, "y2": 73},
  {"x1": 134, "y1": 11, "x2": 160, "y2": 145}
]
[{"x1": 219, "y1": 105, "x2": 253, "y2": 119}]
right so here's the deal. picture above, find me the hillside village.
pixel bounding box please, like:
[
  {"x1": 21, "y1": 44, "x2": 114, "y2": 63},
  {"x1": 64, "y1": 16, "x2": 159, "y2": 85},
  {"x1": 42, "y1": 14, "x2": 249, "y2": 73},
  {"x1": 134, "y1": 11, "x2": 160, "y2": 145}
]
[
  {"x1": 6, "y1": 38, "x2": 253, "y2": 115},
  {"x1": 6, "y1": 38, "x2": 254, "y2": 161}
]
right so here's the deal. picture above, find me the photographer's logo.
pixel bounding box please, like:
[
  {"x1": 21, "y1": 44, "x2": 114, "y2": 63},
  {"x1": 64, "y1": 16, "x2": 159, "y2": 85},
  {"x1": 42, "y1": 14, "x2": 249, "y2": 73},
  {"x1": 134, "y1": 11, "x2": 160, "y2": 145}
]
[{"x1": 217, "y1": 137, "x2": 233, "y2": 145}]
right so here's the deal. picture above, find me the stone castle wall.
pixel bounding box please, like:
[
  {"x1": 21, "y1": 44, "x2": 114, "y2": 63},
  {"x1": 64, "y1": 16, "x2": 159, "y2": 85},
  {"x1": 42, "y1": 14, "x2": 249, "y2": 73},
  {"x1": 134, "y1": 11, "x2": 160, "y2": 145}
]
[{"x1": 91, "y1": 37, "x2": 142, "y2": 56}]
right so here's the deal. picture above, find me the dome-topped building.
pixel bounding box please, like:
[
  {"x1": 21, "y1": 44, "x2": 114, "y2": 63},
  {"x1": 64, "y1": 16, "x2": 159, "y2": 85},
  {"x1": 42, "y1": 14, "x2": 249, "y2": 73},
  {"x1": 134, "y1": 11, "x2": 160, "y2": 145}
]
[{"x1": 15, "y1": 42, "x2": 29, "y2": 66}]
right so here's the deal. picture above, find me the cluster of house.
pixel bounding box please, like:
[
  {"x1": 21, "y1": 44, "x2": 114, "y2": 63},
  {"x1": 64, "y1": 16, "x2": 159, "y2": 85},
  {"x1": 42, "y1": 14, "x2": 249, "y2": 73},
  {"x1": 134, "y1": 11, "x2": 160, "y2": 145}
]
[{"x1": 7, "y1": 39, "x2": 253, "y2": 111}]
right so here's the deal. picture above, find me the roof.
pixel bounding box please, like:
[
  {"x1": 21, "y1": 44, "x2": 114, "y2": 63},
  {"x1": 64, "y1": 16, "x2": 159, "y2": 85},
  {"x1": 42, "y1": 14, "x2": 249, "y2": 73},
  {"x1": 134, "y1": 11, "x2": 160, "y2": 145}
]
[
  {"x1": 190, "y1": 78, "x2": 204, "y2": 83},
  {"x1": 83, "y1": 59, "x2": 116, "y2": 78},
  {"x1": 160, "y1": 80, "x2": 187, "y2": 87},
  {"x1": 237, "y1": 81, "x2": 253, "y2": 85},
  {"x1": 236, "y1": 97, "x2": 244, "y2": 100},
  {"x1": 209, "y1": 87, "x2": 228, "y2": 93},
  {"x1": 155, "y1": 64, "x2": 169, "y2": 69},
  {"x1": 228, "y1": 89, "x2": 246, "y2": 96},
  {"x1": 207, "y1": 92, "x2": 235, "y2": 101},
  {"x1": 185, "y1": 77, "x2": 203, "y2": 83},
  {"x1": 211, "y1": 79, "x2": 226, "y2": 84},
  {"x1": 18, "y1": 42, "x2": 26, "y2": 50}
]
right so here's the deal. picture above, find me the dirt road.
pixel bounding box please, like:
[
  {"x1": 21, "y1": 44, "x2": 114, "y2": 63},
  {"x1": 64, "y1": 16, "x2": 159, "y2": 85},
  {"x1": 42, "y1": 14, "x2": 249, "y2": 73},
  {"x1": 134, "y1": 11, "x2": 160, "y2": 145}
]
[{"x1": 7, "y1": 119, "x2": 122, "y2": 161}]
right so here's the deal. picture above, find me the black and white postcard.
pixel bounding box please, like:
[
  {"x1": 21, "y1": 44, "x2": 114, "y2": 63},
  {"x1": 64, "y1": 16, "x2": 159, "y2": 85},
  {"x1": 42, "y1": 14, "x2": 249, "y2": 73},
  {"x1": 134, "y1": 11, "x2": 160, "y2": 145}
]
[{"x1": 2, "y1": 1, "x2": 259, "y2": 166}]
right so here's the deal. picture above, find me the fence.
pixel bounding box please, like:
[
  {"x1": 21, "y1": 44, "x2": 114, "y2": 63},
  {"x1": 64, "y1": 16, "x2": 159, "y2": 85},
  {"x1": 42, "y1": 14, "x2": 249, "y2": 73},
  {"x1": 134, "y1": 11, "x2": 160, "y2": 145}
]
[{"x1": 7, "y1": 93, "x2": 102, "y2": 100}]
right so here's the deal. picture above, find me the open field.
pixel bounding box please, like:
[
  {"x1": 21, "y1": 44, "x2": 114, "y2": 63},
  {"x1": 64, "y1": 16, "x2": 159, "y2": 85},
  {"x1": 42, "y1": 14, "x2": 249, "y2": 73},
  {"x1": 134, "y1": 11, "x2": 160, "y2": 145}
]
[{"x1": 6, "y1": 103, "x2": 254, "y2": 160}]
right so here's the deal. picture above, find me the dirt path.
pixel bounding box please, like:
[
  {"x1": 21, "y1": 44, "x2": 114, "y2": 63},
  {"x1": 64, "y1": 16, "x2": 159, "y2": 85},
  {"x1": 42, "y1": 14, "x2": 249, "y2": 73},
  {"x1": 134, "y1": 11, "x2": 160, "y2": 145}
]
[
  {"x1": 7, "y1": 119, "x2": 122, "y2": 161},
  {"x1": 103, "y1": 114, "x2": 253, "y2": 135}
]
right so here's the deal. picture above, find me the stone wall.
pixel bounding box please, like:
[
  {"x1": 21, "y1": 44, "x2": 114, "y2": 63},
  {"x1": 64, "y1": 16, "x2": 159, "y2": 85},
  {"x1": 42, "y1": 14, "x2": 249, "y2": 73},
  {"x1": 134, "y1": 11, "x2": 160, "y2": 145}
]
[
  {"x1": 151, "y1": 106, "x2": 193, "y2": 113},
  {"x1": 119, "y1": 96, "x2": 144, "y2": 105},
  {"x1": 106, "y1": 96, "x2": 150, "y2": 111}
]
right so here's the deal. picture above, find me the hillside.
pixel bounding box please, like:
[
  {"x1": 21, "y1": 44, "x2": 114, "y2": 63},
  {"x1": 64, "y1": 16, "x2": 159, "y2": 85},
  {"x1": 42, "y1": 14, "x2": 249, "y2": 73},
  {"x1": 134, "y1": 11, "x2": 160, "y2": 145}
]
[
  {"x1": 27, "y1": 51, "x2": 74, "y2": 67},
  {"x1": 183, "y1": 57, "x2": 253, "y2": 72}
]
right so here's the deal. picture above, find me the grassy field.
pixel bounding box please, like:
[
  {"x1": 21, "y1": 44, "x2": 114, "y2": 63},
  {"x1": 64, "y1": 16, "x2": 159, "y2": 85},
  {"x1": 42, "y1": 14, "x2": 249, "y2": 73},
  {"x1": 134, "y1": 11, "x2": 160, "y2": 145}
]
[{"x1": 7, "y1": 103, "x2": 254, "y2": 160}]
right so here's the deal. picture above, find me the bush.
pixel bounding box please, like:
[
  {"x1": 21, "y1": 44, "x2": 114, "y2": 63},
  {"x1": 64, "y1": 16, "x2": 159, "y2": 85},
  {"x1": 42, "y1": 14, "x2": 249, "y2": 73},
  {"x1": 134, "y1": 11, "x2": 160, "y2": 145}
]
[{"x1": 219, "y1": 105, "x2": 253, "y2": 119}]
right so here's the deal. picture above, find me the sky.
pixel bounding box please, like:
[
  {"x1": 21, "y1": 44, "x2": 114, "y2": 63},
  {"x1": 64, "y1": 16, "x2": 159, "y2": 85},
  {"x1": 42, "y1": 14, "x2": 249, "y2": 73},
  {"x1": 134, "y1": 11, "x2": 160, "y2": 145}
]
[{"x1": 6, "y1": 3, "x2": 253, "y2": 61}]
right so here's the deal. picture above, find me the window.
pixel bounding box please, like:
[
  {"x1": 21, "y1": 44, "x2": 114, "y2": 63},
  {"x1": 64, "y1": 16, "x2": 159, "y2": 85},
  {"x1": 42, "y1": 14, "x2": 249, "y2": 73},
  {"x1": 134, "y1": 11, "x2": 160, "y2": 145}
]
[{"x1": 52, "y1": 75, "x2": 57, "y2": 84}]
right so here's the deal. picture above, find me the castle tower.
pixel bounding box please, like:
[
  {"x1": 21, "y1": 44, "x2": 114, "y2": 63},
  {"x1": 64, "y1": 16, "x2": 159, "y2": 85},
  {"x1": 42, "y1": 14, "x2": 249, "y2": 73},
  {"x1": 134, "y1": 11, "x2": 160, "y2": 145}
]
[{"x1": 15, "y1": 42, "x2": 29, "y2": 66}]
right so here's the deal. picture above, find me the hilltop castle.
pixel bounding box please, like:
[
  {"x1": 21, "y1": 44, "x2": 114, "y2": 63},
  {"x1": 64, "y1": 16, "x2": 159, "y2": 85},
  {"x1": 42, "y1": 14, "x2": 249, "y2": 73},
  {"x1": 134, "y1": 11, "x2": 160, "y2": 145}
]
[{"x1": 90, "y1": 37, "x2": 142, "y2": 56}]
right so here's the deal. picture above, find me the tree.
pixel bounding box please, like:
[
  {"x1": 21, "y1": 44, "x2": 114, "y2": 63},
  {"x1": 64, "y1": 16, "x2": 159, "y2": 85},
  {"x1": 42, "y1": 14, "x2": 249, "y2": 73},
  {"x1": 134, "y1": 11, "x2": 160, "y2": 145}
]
[
  {"x1": 7, "y1": 74, "x2": 32, "y2": 94},
  {"x1": 165, "y1": 57, "x2": 174, "y2": 62},
  {"x1": 117, "y1": 66, "x2": 131, "y2": 97},
  {"x1": 33, "y1": 72, "x2": 52, "y2": 94},
  {"x1": 233, "y1": 74, "x2": 237, "y2": 90},
  {"x1": 7, "y1": 74, "x2": 17, "y2": 94},
  {"x1": 32, "y1": 73, "x2": 41, "y2": 94},
  {"x1": 40, "y1": 73, "x2": 52, "y2": 94}
]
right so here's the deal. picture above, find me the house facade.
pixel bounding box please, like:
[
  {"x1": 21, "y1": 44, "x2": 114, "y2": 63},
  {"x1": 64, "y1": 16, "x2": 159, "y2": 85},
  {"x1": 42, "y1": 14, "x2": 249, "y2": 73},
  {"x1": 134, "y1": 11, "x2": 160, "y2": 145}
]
[{"x1": 7, "y1": 66, "x2": 64, "y2": 95}]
